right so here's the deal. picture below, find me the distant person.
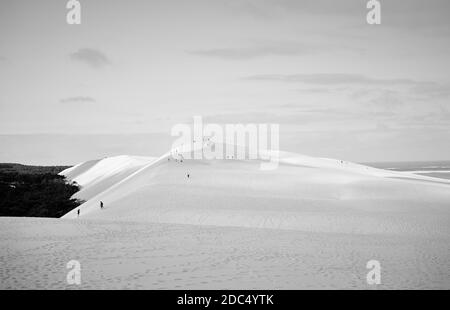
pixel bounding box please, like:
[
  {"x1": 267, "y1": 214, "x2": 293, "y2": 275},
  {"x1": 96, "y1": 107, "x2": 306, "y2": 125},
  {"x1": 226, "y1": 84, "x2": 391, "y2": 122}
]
[
  {"x1": 187, "y1": 173, "x2": 190, "y2": 179},
  {"x1": 100, "y1": 201, "x2": 104, "y2": 209},
  {"x1": 77, "y1": 209, "x2": 80, "y2": 217}
]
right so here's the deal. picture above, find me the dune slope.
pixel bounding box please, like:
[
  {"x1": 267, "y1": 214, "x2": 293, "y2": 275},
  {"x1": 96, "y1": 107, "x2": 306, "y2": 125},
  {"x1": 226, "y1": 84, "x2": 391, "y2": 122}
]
[{"x1": 60, "y1": 155, "x2": 155, "y2": 201}]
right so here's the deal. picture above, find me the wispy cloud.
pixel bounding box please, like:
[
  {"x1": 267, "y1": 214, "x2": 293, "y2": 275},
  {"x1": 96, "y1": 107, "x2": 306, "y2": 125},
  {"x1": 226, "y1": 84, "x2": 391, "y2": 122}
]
[
  {"x1": 244, "y1": 73, "x2": 431, "y2": 86},
  {"x1": 410, "y1": 83, "x2": 450, "y2": 99},
  {"x1": 298, "y1": 88, "x2": 332, "y2": 94},
  {"x1": 188, "y1": 44, "x2": 315, "y2": 60},
  {"x1": 368, "y1": 90, "x2": 404, "y2": 108},
  {"x1": 69, "y1": 48, "x2": 110, "y2": 68},
  {"x1": 59, "y1": 96, "x2": 96, "y2": 104}
]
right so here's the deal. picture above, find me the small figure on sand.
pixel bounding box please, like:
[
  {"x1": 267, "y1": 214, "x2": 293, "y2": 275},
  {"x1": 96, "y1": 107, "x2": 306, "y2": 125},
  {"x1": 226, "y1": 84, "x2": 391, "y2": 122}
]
[
  {"x1": 77, "y1": 209, "x2": 80, "y2": 217},
  {"x1": 187, "y1": 173, "x2": 190, "y2": 179},
  {"x1": 100, "y1": 201, "x2": 104, "y2": 209}
]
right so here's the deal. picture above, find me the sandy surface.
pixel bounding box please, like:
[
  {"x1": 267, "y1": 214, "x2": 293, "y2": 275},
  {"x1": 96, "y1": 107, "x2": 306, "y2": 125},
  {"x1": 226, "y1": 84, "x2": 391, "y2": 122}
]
[{"x1": 0, "y1": 217, "x2": 449, "y2": 289}]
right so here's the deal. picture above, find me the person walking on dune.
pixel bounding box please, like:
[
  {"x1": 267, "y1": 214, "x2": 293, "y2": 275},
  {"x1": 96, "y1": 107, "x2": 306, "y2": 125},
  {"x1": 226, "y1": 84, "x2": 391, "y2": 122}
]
[
  {"x1": 100, "y1": 201, "x2": 104, "y2": 209},
  {"x1": 187, "y1": 173, "x2": 190, "y2": 179},
  {"x1": 77, "y1": 209, "x2": 80, "y2": 217}
]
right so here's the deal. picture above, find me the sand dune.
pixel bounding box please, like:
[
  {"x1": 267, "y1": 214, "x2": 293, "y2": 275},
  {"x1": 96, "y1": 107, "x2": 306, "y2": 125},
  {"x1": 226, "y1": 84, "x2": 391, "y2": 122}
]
[{"x1": 61, "y1": 144, "x2": 450, "y2": 236}]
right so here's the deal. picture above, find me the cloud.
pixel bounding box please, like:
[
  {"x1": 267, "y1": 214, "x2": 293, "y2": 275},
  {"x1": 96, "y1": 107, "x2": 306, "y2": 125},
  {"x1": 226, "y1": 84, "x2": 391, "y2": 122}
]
[
  {"x1": 202, "y1": 107, "x2": 358, "y2": 126},
  {"x1": 188, "y1": 44, "x2": 315, "y2": 60},
  {"x1": 410, "y1": 83, "x2": 450, "y2": 100},
  {"x1": 59, "y1": 96, "x2": 96, "y2": 104},
  {"x1": 368, "y1": 90, "x2": 404, "y2": 109},
  {"x1": 298, "y1": 88, "x2": 332, "y2": 94},
  {"x1": 69, "y1": 48, "x2": 110, "y2": 68},
  {"x1": 244, "y1": 73, "x2": 430, "y2": 86}
]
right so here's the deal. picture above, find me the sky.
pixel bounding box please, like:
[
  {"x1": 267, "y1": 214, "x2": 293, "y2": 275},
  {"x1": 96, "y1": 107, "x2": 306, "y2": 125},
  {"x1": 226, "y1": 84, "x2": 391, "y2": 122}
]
[{"x1": 0, "y1": 0, "x2": 449, "y2": 164}]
